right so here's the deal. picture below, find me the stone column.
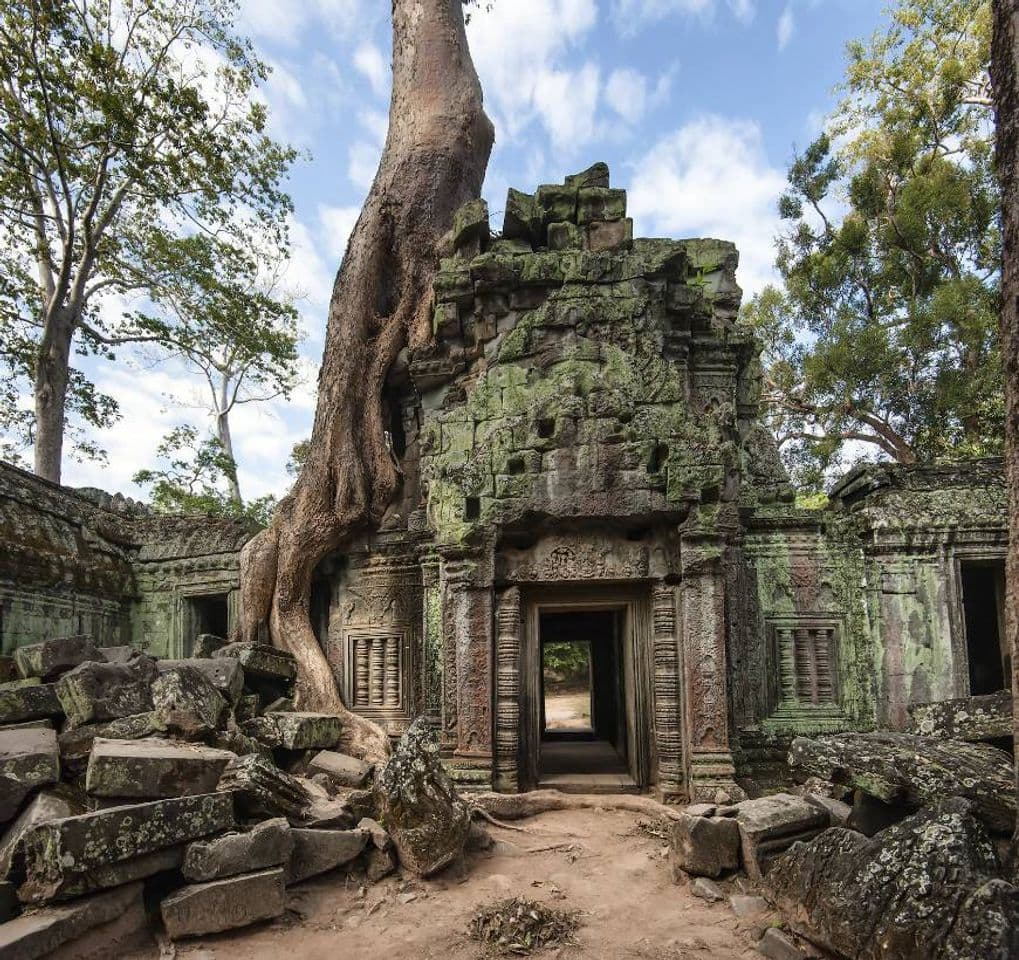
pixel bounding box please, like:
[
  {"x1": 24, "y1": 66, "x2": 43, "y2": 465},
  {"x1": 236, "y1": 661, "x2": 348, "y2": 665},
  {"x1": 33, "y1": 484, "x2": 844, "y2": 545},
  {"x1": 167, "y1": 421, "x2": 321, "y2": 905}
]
[
  {"x1": 493, "y1": 586, "x2": 521, "y2": 791},
  {"x1": 679, "y1": 529, "x2": 740, "y2": 802},
  {"x1": 652, "y1": 581, "x2": 684, "y2": 802},
  {"x1": 421, "y1": 557, "x2": 443, "y2": 726}
]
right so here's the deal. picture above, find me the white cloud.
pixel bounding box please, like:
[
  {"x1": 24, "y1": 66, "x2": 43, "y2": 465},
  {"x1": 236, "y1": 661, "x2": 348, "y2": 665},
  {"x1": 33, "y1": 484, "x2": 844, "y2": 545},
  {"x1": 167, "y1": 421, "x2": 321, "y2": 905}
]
[
  {"x1": 348, "y1": 141, "x2": 381, "y2": 190},
  {"x1": 606, "y1": 68, "x2": 647, "y2": 121},
  {"x1": 354, "y1": 42, "x2": 389, "y2": 98},
  {"x1": 627, "y1": 115, "x2": 786, "y2": 297},
  {"x1": 611, "y1": 0, "x2": 755, "y2": 32},
  {"x1": 238, "y1": 0, "x2": 366, "y2": 46},
  {"x1": 317, "y1": 204, "x2": 361, "y2": 263},
  {"x1": 533, "y1": 64, "x2": 601, "y2": 148},
  {"x1": 777, "y1": 4, "x2": 795, "y2": 51}
]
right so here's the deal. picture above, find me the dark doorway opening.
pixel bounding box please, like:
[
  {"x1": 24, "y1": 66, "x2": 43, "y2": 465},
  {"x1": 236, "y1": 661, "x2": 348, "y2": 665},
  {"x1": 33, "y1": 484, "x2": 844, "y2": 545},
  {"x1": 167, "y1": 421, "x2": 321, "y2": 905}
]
[
  {"x1": 538, "y1": 609, "x2": 633, "y2": 789},
  {"x1": 960, "y1": 560, "x2": 1008, "y2": 695},
  {"x1": 188, "y1": 594, "x2": 228, "y2": 649}
]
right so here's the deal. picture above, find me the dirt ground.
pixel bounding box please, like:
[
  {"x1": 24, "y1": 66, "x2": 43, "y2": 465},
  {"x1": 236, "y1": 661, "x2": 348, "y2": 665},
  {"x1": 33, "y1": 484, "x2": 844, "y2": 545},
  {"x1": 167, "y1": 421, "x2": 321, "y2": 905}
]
[
  {"x1": 544, "y1": 691, "x2": 592, "y2": 730},
  {"x1": 138, "y1": 808, "x2": 767, "y2": 960}
]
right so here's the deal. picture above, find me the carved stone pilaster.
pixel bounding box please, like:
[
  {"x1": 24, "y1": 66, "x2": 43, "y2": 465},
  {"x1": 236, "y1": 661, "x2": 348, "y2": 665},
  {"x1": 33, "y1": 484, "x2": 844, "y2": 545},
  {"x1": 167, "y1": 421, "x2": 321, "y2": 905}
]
[
  {"x1": 421, "y1": 558, "x2": 442, "y2": 725},
  {"x1": 493, "y1": 586, "x2": 521, "y2": 791},
  {"x1": 680, "y1": 532, "x2": 740, "y2": 802},
  {"x1": 651, "y1": 581, "x2": 683, "y2": 802}
]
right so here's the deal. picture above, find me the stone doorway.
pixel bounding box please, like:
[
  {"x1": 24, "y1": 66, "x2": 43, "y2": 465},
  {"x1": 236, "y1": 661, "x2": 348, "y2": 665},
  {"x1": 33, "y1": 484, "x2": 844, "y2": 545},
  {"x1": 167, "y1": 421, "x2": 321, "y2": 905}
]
[{"x1": 520, "y1": 591, "x2": 653, "y2": 793}]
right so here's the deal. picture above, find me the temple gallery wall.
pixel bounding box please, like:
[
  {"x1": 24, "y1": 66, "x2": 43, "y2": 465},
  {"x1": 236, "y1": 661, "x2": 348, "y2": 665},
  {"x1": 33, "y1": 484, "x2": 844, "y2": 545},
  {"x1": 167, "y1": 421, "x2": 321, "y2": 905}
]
[{"x1": 0, "y1": 166, "x2": 1008, "y2": 802}]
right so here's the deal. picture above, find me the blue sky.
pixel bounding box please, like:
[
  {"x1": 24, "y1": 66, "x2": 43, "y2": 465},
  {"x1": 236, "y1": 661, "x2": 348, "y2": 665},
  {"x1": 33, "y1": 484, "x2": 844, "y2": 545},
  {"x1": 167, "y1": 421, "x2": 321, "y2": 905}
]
[{"x1": 61, "y1": 0, "x2": 889, "y2": 502}]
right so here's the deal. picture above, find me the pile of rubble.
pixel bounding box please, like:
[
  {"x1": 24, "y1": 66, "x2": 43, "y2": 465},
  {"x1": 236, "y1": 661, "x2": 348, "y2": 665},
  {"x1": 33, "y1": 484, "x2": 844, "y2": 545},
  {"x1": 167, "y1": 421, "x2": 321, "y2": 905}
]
[
  {"x1": 0, "y1": 633, "x2": 412, "y2": 957},
  {"x1": 669, "y1": 728, "x2": 1019, "y2": 960}
]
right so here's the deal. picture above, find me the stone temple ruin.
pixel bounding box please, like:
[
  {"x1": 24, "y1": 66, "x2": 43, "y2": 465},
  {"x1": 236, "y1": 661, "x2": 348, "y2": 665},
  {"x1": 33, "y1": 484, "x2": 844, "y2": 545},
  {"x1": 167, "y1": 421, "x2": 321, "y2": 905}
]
[{"x1": 0, "y1": 164, "x2": 1015, "y2": 956}]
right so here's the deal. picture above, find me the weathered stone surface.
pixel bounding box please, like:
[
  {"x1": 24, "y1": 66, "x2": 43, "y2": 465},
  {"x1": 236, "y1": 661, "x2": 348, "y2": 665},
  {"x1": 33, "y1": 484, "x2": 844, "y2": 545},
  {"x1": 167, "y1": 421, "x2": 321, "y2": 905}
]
[
  {"x1": 0, "y1": 880, "x2": 142, "y2": 960},
  {"x1": 14, "y1": 636, "x2": 101, "y2": 682},
  {"x1": 43, "y1": 846, "x2": 183, "y2": 901},
  {"x1": 286, "y1": 827, "x2": 368, "y2": 884},
  {"x1": 564, "y1": 161, "x2": 610, "y2": 189},
  {"x1": 18, "y1": 792, "x2": 233, "y2": 902},
  {"x1": 44, "y1": 891, "x2": 150, "y2": 960},
  {"x1": 586, "y1": 216, "x2": 633, "y2": 252},
  {"x1": 263, "y1": 696, "x2": 294, "y2": 713},
  {"x1": 193, "y1": 633, "x2": 227, "y2": 658},
  {"x1": 756, "y1": 928, "x2": 806, "y2": 960},
  {"x1": 208, "y1": 724, "x2": 272, "y2": 760},
  {"x1": 577, "y1": 187, "x2": 626, "y2": 224},
  {"x1": 690, "y1": 877, "x2": 725, "y2": 902},
  {"x1": 0, "y1": 790, "x2": 75, "y2": 877},
  {"x1": 85, "y1": 737, "x2": 235, "y2": 799},
  {"x1": 764, "y1": 798, "x2": 1019, "y2": 960},
  {"x1": 502, "y1": 187, "x2": 540, "y2": 244},
  {"x1": 0, "y1": 683, "x2": 62, "y2": 726},
  {"x1": 0, "y1": 728, "x2": 59, "y2": 823},
  {"x1": 234, "y1": 693, "x2": 260, "y2": 722},
  {"x1": 183, "y1": 816, "x2": 292, "y2": 882},
  {"x1": 847, "y1": 791, "x2": 907, "y2": 837},
  {"x1": 735, "y1": 793, "x2": 829, "y2": 880},
  {"x1": 55, "y1": 657, "x2": 158, "y2": 728},
  {"x1": 213, "y1": 642, "x2": 296, "y2": 683},
  {"x1": 669, "y1": 810, "x2": 740, "y2": 879},
  {"x1": 374, "y1": 719, "x2": 470, "y2": 877},
  {"x1": 217, "y1": 752, "x2": 310, "y2": 819},
  {"x1": 365, "y1": 845, "x2": 398, "y2": 882},
  {"x1": 789, "y1": 732, "x2": 1016, "y2": 832},
  {"x1": 151, "y1": 664, "x2": 228, "y2": 732},
  {"x1": 157, "y1": 657, "x2": 243, "y2": 703},
  {"x1": 909, "y1": 691, "x2": 1012, "y2": 742},
  {"x1": 309, "y1": 750, "x2": 371, "y2": 788},
  {"x1": 730, "y1": 894, "x2": 769, "y2": 919},
  {"x1": 161, "y1": 867, "x2": 286, "y2": 939},
  {"x1": 97, "y1": 644, "x2": 141, "y2": 663},
  {"x1": 0, "y1": 658, "x2": 17, "y2": 683},
  {"x1": 804, "y1": 794, "x2": 851, "y2": 828},
  {"x1": 242, "y1": 712, "x2": 342, "y2": 750},
  {"x1": 358, "y1": 816, "x2": 392, "y2": 851},
  {"x1": 57, "y1": 712, "x2": 166, "y2": 775}
]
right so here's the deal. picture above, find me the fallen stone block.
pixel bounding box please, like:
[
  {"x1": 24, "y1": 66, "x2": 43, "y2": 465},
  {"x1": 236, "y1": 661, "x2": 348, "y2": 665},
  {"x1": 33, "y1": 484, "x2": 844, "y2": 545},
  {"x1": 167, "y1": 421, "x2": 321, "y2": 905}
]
[
  {"x1": 0, "y1": 880, "x2": 142, "y2": 960},
  {"x1": 151, "y1": 665, "x2": 228, "y2": 733},
  {"x1": 183, "y1": 816, "x2": 292, "y2": 882},
  {"x1": 669, "y1": 810, "x2": 740, "y2": 879},
  {"x1": 97, "y1": 645, "x2": 142, "y2": 664},
  {"x1": 263, "y1": 696, "x2": 295, "y2": 713},
  {"x1": 365, "y1": 845, "x2": 397, "y2": 882},
  {"x1": 0, "y1": 683, "x2": 62, "y2": 726},
  {"x1": 735, "y1": 793, "x2": 828, "y2": 880},
  {"x1": 233, "y1": 693, "x2": 260, "y2": 723},
  {"x1": 43, "y1": 846, "x2": 184, "y2": 901},
  {"x1": 209, "y1": 724, "x2": 271, "y2": 760},
  {"x1": 157, "y1": 657, "x2": 243, "y2": 703},
  {"x1": 358, "y1": 816, "x2": 392, "y2": 851},
  {"x1": 0, "y1": 721, "x2": 53, "y2": 732},
  {"x1": 217, "y1": 752, "x2": 310, "y2": 819},
  {"x1": 756, "y1": 928, "x2": 806, "y2": 960},
  {"x1": 14, "y1": 636, "x2": 102, "y2": 682},
  {"x1": 690, "y1": 877, "x2": 725, "y2": 902},
  {"x1": 287, "y1": 827, "x2": 368, "y2": 884},
  {"x1": 213, "y1": 642, "x2": 296, "y2": 683},
  {"x1": 0, "y1": 790, "x2": 76, "y2": 877},
  {"x1": 804, "y1": 794, "x2": 851, "y2": 828},
  {"x1": 192, "y1": 633, "x2": 227, "y2": 658},
  {"x1": 85, "y1": 737, "x2": 235, "y2": 800},
  {"x1": 0, "y1": 728, "x2": 60, "y2": 823},
  {"x1": 242, "y1": 712, "x2": 342, "y2": 750},
  {"x1": 44, "y1": 890, "x2": 151, "y2": 960},
  {"x1": 730, "y1": 894, "x2": 769, "y2": 919},
  {"x1": 57, "y1": 712, "x2": 166, "y2": 776},
  {"x1": 375, "y1": 718, "x2": 470, "y2": 877},
  {"x1": 789, "y1": 731, "x2": 1016, "y2": 832},
  {"x1": 161, "y1": 867, "x2": 286, "y2": 939},
  {"x1": 765, "y1": 797, "x2": 1019, "y2": 960},
  {"x1": 18, "y1": 792, "x2": 233, "y2": 902},
  {"x1": 309, "y1": 750, "x2": 371, "y2": 789},
  {"x1": 55, "y1": 657, "x2": 158, "y2": 728},
  {"x1": 909, "y1": 691, "x2": 1012, "y2": 742}
]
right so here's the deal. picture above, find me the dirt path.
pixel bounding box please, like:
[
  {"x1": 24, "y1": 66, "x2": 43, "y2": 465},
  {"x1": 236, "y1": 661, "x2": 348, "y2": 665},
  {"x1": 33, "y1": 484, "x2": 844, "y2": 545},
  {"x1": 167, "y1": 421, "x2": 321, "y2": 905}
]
[{"x1": 147, "y1": 808, "x2": 764, "y2": 960}]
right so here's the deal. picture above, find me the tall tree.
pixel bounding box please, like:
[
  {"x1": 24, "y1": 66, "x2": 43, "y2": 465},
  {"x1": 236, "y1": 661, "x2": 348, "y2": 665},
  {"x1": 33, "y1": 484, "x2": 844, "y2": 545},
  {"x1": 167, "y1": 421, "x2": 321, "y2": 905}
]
[
  {"x1": 237, "y1": 0, "x2": 494, "y2": 761},
  {"x1": 0, "y1": 0, "x2": 295, "y2": 482},
  {"x1": 990, "y1": 0, "x2": 1019, "y2": 871},
  {"x1": 743, "y1": 0, "x2": 1000, "y2": 488}
]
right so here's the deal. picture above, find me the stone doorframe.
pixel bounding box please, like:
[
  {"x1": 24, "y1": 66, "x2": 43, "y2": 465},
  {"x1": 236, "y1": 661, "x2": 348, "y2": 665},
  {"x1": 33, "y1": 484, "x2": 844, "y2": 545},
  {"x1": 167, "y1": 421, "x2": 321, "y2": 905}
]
[{"x1": 493, "y1": 580, "x2": 686, "y2": 802}]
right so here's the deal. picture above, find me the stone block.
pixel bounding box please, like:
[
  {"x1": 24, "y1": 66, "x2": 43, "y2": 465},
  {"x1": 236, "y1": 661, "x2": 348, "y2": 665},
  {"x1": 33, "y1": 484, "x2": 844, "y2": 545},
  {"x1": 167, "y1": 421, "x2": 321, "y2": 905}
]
[
  {"x1": 97, "y1": 644, "x2": 142, "y2": 663},
  {"x1": 151, "y1": 665, "x2": 228, "y2": 730},
  {"x1": 502, "y1": 188, "x2": 540, "y2": 245},
  {"x1": 0, "y1": 683, "x2": 62, "y2": 726},
  {"x1": 234, "y1": 693, "x2": 260, "y2": 722},
  {"x1": 756, "y1": 928, "x2": 806, "y2": 960},
  {"x1": 670, "y1": 809, "x2": 741, "y2": 879},
  {"x1": 577, "y1": 187, "x2": 626, "y2": 224},
  {"x1": 286, "y1": 827, "x2": 369, "y2": 884},
  {"x1": 0, "y1": 790, "x2": 76, "y2": 877},
  {"x1": 161, "y1": 867, "x2": 286, "y2": 939},
  {"x1": 909, "y1": 691, "x2": 1012, "y2": 741},
  {"x1": 55, "y1": 657, "x2": 158, "y2": 728},
  {"x1": 564, "y1": 161, "x2": 610, "y2": 189},
  {"x1": 0, "y1": 880, "x2": 142, "y2": 960},
  {"x1": 585, "y1": 217, "x2": 633, "y2": 253},
  {"x1": 264, "y1": 696, "x2": 295, "y2": 713},
  {"x1": 535, "y1": 184, "x2": 577, "y2": 228},
  {"x1": 18, "y1": 792, "x2": 233, "y2": 902},
  {"x1": 85, "y1": 737, "x2": 235, "y2": 800},
  {"x1": 365, "y1": 845, "x2": 397, "y2": 882},
  {"x1": 735, "y1": 793, "x2": 830, "y2": 880},
  {"x1": 213, "y1": 642, "x2": 297, "y2": 683},
  {"x1": 0, "y1": 658, "x2": 18, "y2": 683},
  {"x1": 805, "y1": 793, "x2": 851, "y2": 828},
  {"x1": 14, "y1": 636, "x2": 101, "y2": 682},
  {"x1": 217, "y1": 752, "x2": 310, "y2": 819},
  {"x1": 242, "y1": 712, "x2": 342, "y2": 750},
  {"x1": 451, "y1": 198, "x2": 490, "y2": 257},
  {"x1": 0, "y1": 728, "x2": 59, "y2": 823},
  {"x1": 44, "y1": 892, "x2": 151, "y2": 960},
  {"x1": 183, "y1": 816, "x2": 292, "y2": 882},
  {"x1": 193, "y1": 633, "x2": 227, "y2": 658},
  {"x1": 358, "y1": 816, "x2": 393, "y2": 851},
  {"x1": 730, "y1": 894, "x2": 769, "y2": 919},
  {"x1": 157, "y1": 657, "x2": 243, "y2": 703},
  {"x1": 308, "y1": 750, "x2": 371, "y2": 788},
  {"x1": 547, "y1": 221, "x2": 582, "y2": 251},
  {"x1": 57, "y1": 712, "x2": 166, "y2": 776},
  {"x1": 690, "y1": 877, "x2": 725, "y2": 902},
  {"x1": 42, "y1": 846, "x2": 183, "y2": 901}
]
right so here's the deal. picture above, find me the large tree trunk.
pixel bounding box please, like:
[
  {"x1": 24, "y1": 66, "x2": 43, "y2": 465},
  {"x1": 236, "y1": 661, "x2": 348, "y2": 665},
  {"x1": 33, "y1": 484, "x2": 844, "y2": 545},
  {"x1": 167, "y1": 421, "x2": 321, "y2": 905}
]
[
  {"x1": 216, "y1": 408, "x2": 243, "y2": 506},
  {"x1": 33, "y1": 309, "x2": 74, "y2": 484},
  {"x1": 236, "y1": 0, "x2": 493, "y2": 763},
  {"x1": 991, "y1": 0, "x2": 1019, "y2": 876}
]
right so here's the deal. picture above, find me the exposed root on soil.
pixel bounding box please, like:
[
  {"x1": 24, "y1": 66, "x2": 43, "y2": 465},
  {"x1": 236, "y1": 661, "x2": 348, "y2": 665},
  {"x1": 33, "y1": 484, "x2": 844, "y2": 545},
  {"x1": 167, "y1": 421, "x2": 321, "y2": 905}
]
[{"x1": 466, "y1": 789, "x2": 686, "y2": 824}]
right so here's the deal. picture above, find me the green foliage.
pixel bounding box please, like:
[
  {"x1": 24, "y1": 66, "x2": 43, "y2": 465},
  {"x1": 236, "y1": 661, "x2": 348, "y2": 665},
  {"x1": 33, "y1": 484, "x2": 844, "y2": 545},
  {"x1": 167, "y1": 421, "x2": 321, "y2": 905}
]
[
  {"x1": 132, "y1": 425, "x2": 274, "y2": 529},
  {"x1": 542, "y1": 642, "x2": 590, "y2": 683},
  {"x1": 0, "y1": 0, "x2": 298, "y2": 468},
  {"x1": 742, "y1": 0, "x2": 1000, "y2": 490}
]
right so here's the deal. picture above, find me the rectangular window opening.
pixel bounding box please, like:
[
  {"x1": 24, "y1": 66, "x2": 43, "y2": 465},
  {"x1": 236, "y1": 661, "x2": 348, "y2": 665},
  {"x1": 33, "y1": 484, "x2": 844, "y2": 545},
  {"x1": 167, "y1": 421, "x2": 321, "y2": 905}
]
[{"x1": 961, "y1": 560, "x2": 1008, "y2": 696}]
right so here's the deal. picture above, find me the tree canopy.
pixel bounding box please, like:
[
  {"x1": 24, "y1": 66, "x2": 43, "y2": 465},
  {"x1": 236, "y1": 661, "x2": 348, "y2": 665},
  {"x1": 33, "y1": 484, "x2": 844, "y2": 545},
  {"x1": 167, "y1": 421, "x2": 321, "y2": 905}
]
[
  {"x1": 0, "y1": 0, "x2": 297, "y2": 481},
  {"x1": 742, "y1": 0, "x2": 999, "y2": 489}
]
